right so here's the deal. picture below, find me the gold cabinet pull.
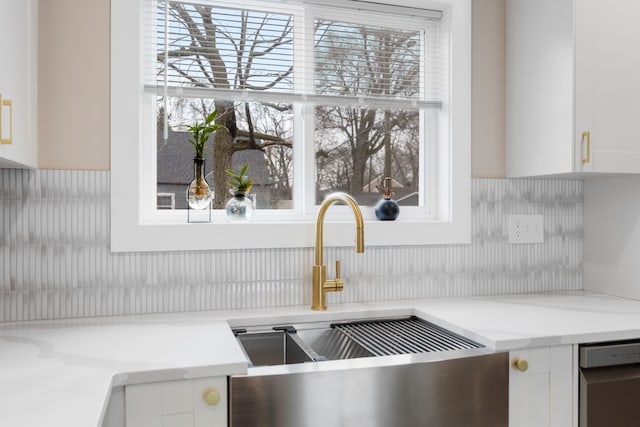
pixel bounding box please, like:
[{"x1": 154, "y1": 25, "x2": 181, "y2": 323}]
[
  {"x1": 203, "y1": 388, "x2": 221, "y2": 406},
  {"x1": 581, "y1": 131, "x2": 590, "y2": 164},
  {"x1": 0, "y1": 95, "x2": 12, "y2": 145},
  {"x1": 513, "y1": 358, "x2": 529, "y2": 372}
]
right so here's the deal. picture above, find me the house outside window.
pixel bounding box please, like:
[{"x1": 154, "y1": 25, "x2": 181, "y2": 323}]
[{"x1": 111, "y1": 0, "x2": 471, "y2": 252}]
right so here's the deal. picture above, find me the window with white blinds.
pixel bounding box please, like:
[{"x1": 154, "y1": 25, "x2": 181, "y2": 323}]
[
  {"x1": 110, "y1": 0, "x2": 471, "y2": 251},
  {"x1": 143, "y1": 0, "x2": 446, "y2": 214}
]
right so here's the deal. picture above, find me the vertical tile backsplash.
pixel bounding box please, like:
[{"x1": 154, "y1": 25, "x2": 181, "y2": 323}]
[{"x1": 0, "y1": 169, "x2": 582, "y2": 321}]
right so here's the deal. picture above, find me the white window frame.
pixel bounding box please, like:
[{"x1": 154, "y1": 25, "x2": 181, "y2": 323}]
[{"x1": 110, "y1": 0, "x2": 471, "y2": 252}]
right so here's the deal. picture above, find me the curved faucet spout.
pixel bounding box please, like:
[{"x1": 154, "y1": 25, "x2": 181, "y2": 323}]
[
  {"x1": 315, "y1": 192, "x2": 364, "y2": 265},
  {"x1": 312, "y1": 192, "x2": 365, "y2": 311}
]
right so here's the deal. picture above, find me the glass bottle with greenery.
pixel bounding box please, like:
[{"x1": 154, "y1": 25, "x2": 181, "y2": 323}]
[{"x1": 186, "y1": 109, "x2": 226, "y2": 210}]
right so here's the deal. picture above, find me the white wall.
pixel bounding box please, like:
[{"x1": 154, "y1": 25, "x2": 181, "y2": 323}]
[
  {"x1": 38, "y1": 0, "x2": 110, "y2": 170},
  {"x1": 472, "y1": 0, "x2": 505, "y2": 177},
  {"x1": 584, "y1": 176, "x2": 640, "y2": 299}
]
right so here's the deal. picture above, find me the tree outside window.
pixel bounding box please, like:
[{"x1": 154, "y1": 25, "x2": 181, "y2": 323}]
[{"x1": 153, "y1": 1, "x2": 438, "y2": 211}]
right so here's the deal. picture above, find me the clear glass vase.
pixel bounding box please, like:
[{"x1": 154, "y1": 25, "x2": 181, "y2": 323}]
[
  {"x1": 225, "y1": 191, "x2": 254, "y2": 221},
  {"x1": 186, "y1": 157, "x2": 212, "y2": 210}
]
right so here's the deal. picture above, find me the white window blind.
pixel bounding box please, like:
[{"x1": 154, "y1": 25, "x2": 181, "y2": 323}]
[{"x1": 143, "y1": 0, "x2": 443, "y2": 110}]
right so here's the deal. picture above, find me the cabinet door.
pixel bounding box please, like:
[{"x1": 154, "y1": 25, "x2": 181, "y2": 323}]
[
  {"x1": 0, "y1": 0, "x2": 37, "y2": 168},
  {"x1": 509, "y1": 345, "x2": 575, "y2": 427},
  {"x1": 575, "y1": 0, "x2": 640, "y2": 173},
  {"x1": 125, "y1": 377, "x2": 227, "y2": 427},
  {"x1": 506, "y1": 0, "x2": 575, "y2": 177}
]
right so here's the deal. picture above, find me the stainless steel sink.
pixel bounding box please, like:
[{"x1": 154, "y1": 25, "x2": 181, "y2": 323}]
[
  {"x1": 229, "y1": 315, "x2": 508, "y2": 427},
  {"x1": 234, "y1": 328, "x2": 318, "y2": 366}
]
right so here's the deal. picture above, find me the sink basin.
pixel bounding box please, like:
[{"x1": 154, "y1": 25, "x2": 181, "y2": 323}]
[
  {"x1": 234, "y1": 316, "x2": 485, "y2": 364},
  {"x1": 233, "y1": 321, "x2": 376, "y2": 365},
  {"x1": 295, "y1": 324, "x2": 374, "y2": 360},
  {"x1": 234, "y1": 329, "x2": 317, "y2": 366},
  {"x1": 229, "y1": 314, "x2": 508, "y2": 427}
]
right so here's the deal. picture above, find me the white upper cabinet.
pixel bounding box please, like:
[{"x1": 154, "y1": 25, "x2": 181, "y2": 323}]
[
  {"x1": 0, "y1": 0, "x2": 37, "y2": 169},
  {"x1": 506, "y1": 0, "x2": 640, "y2": 177}
]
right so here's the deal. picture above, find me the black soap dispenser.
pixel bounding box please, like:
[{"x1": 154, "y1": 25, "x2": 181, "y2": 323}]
[{"x1": 374, "y1": 177, "x2": 400, "y2": 221}]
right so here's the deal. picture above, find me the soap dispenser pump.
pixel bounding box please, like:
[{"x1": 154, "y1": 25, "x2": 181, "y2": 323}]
[{"x1": 374, "y1": 177, "x2": 400, "y2": 221}]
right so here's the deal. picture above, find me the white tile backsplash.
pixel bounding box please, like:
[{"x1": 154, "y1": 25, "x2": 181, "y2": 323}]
[{"x1": 0, "y1": 169, "x2": 583, "y2": 321}]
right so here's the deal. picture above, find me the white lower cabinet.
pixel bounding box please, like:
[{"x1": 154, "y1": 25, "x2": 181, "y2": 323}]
[
  {"x1": 509, "y1": 345, "x2": 575, "y2": 427},
  {"x1": 122, "y1": 347, "x2": 576, "y2": 427},
  {"x1": 125, "y1": 376, "x2": 227, "y2": 427}
]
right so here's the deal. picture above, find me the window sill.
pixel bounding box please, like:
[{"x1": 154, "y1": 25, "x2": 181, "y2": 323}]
[{"x1": 110, "y1": 215, "x2": 470, "y2": 252}]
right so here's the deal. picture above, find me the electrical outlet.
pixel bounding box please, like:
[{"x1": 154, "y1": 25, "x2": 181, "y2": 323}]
[{"x1": 508, "y1": 215, "x2": 544, "y2": 244}]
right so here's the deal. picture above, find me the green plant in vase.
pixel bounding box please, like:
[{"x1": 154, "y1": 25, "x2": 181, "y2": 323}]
[
  {"x1": 226, "y1": 164, "x2": 253, "y2": 195},
  {"x1": 185, "y1": 109, "x2": 226, "y2": 210},
  {"x1": 188, "y1": 109, "x2": 226, "y2": 159},
  {"x1": 225, "y1": 164, "x2": 255, "y2": 221}
]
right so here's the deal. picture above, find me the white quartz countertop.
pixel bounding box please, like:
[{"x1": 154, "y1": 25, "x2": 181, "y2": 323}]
[{"x1": 3, "y1": 290, "x2": 640, "y2": 426}]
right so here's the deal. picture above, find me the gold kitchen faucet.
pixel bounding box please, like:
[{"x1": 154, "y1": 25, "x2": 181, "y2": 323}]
[{"x1": 312, "y1": 192, "x2": 364, "y2": 311}]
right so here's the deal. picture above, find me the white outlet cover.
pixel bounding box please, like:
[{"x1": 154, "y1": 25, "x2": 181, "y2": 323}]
[{"x1": 508, "y1": 214, "x2": 544, "y2": 244}]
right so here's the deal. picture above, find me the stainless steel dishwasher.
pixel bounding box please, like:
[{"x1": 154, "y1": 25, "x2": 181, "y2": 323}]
[{"x1": 579, "y1": 340, "x2": 640, "y2": 426}]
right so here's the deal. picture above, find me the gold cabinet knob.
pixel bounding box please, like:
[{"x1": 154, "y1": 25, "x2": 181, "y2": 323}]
[
  {"x1": 513, "y1": 359, "x2": 529, "y2": 372},
  {"x1": 203, "y1": 388, "x2": 221, "y2": 406}
]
